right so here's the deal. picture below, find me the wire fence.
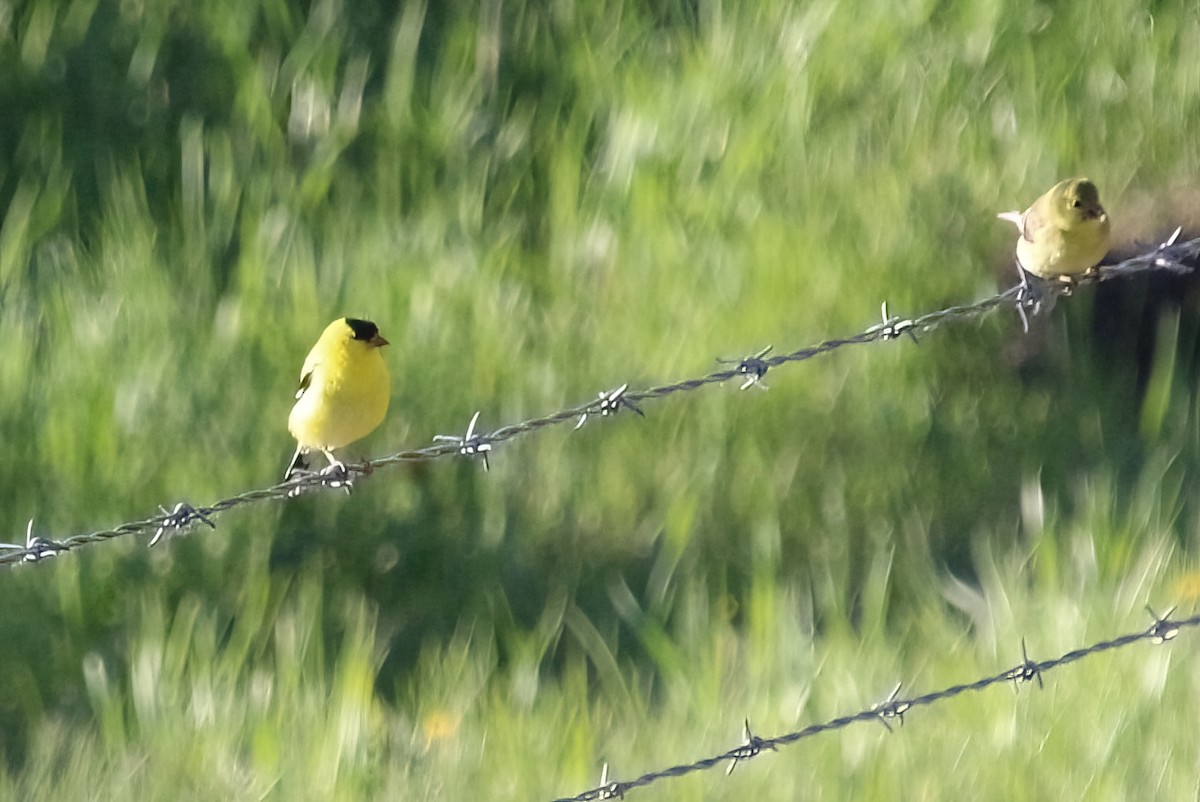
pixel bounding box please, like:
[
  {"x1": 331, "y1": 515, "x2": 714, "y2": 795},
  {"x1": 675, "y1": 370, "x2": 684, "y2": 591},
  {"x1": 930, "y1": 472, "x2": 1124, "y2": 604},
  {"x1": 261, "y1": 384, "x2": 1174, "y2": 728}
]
[
  {"x1": 2, "y1": 231, "x2": 1197, "y2": 566},
  {"x1": 551, "y1": 605, "x2": 1198, "y2": 801}
]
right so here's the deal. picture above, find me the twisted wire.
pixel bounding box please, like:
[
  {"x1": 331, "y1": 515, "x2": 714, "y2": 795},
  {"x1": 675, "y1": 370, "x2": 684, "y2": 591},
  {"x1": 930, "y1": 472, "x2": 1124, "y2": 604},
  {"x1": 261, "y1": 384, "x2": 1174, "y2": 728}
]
[
  {"x1": 3, "y1": 234, "x2": 1196, "y2": 566},
  {"x1": 553, "y1": 608, "x2": 1197, "y2": 800}
]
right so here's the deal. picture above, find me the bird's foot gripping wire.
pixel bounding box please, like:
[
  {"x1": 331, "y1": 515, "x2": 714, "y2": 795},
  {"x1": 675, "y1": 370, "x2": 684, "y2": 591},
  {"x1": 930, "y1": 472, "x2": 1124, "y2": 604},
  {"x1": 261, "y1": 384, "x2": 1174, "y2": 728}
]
[
  {"x1": 317, "y1": 460, "x2": 354, "y2": 493},
  {"x1": 285, "y1": 458, "x2": 355, "y2": 497},
  {"x1": 1014, "y1": 268, "x2": 1063, "y2": 332}
]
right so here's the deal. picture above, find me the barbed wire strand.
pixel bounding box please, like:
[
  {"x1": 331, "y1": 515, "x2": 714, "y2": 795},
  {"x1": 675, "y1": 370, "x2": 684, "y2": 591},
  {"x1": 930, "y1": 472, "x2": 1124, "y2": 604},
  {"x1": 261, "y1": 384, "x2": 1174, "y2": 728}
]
[
  {"x1": 2, "y1": 233, "x2": 1197, "y2": 566},
  {"x1": 552, "y1": 606, "x2": 1197, "y2": 801}
]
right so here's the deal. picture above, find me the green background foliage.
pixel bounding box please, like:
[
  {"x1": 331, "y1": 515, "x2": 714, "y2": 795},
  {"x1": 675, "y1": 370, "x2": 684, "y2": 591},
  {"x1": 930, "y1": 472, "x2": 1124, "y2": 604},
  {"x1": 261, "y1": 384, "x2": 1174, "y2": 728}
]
[{"x1": 2, "y1": 0, "x2": 1199, "y2": 797}]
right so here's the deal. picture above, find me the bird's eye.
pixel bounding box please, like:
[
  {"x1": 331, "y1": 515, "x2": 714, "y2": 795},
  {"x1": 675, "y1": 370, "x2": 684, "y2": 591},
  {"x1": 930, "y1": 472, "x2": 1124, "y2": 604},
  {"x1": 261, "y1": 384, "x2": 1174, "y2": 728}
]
[{"x1": 1072, "y1": 199, "x2": 1082, "y2": 208}]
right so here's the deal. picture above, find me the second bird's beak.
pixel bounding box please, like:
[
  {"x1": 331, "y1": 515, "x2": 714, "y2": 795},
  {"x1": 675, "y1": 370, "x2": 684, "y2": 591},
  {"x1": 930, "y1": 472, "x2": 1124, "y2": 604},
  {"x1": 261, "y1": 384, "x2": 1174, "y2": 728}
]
[{"x1": 369, "y1": 334, "x2": 389, "y2": 347}]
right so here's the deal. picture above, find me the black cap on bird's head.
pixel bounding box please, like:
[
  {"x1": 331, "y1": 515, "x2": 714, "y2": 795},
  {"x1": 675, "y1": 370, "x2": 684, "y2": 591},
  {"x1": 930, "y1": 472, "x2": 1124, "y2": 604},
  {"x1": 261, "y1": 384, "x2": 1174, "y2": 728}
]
[{"x1": 345, "y1": 317, "x2": 389, "y2": 347}]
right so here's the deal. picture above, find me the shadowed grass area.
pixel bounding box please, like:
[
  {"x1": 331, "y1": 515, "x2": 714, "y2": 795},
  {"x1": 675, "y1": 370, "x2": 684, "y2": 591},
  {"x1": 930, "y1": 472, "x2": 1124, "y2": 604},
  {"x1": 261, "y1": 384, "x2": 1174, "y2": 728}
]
[
  {"x1": 3, "y1": 529, "x2": 1198, "y2": 800},
  {"x1": 2, "y1": 0, "x2": 1200, "y2": 796}
]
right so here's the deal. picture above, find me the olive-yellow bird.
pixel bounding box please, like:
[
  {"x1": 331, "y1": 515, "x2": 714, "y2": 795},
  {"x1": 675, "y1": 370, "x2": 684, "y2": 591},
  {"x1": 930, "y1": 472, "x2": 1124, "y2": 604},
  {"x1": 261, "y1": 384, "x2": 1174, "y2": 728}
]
[
  {"x1": 997, "y1": 178, "x2": 1111, "y2": 279},
  {"x1": 286, "y1": 317, "x2": 390, "y2": 478}
]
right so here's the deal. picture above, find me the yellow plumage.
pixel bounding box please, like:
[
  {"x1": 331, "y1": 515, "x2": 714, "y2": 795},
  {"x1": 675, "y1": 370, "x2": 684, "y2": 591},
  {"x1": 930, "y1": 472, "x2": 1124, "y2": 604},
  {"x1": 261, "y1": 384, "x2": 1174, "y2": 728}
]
[
  {"x1": 286, "y1": 317, "x2": 390, "y2": 478},
  {"x1": 997, "y1": 177, "x2": 1111, "y2": 279}
]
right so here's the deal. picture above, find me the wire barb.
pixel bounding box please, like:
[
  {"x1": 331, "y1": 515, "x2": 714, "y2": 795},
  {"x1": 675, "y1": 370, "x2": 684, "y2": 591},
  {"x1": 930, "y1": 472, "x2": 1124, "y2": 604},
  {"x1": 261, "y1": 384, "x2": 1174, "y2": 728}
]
[
  {"x1": 1153, "y1": 227, "x2": 1188, "y2": 273},
  {"x1": 717, "y1": 346, "x2": 773, "y2": 390},
  {"x1": 1004, "y1": 638, "x2": 1044, "y2": 690},
  {"x1": 872, "y1": 682, "x2": 911, "y2": 732},
  {"x1": 1, "y1": 520, "x2": 69, "y2": 564},
  {"x1": 725, "y1": 718, "x2": 776, "y2": 774},
  {"x1": 5, "y1": 235, "x2": 1199, "y2": 569},
  {"x1": 595, "y1": 763, "x2": 626, "y2": 800},
  {"x1": 1146, "y1": 605, "x2": 1179, "y2": 644},
  {"x1": 434, "y1": 410, "x2": 494, "y2": 470},
  {"x1": 1085, "y1": 224, "x2": 1192, "y2": 282},
  {"x1": 867, "y1": 303, "x2": 919, "y2": 343},
  {"x1": 149, "y1": 502, "x2": 216, "y2": 547},
  {"x1": 575, "y1": 383, "x2": 644, "y2": 429},
  {"x1": 551, "y1": 608, "x2": 1200, "y2": 801}
]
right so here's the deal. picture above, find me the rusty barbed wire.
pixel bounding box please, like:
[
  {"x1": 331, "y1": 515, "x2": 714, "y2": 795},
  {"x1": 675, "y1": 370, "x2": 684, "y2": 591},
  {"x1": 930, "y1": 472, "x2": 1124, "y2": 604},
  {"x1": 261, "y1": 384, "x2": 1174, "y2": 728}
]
[
  {"x1": 2, "y1": 234, "x2": 1197, "y2": 566},
  {"x1": 552, "y1": 606, "x2": 1198, "y2": 801}
]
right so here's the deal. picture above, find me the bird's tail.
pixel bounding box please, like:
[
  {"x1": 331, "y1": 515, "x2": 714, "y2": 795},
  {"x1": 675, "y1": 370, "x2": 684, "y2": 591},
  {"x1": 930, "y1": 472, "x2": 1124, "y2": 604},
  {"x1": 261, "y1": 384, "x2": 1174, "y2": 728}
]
[
  {"x1": 285, "y1": 445, "x2": 309, "y2": 480},
  {"x1": 996, "y1": 210, "x2": 1023, "y2": 229}
]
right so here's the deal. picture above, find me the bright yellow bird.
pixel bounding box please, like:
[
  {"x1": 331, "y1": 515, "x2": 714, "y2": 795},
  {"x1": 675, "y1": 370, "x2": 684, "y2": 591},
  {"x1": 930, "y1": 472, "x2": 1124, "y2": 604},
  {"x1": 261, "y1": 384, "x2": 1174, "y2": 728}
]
[
  {"x1": 997, "y1": 177, "x2": 1111, "y2": 279},
  {"x1": 286, "y1": 317, "x2": 390, "y2": 479}
]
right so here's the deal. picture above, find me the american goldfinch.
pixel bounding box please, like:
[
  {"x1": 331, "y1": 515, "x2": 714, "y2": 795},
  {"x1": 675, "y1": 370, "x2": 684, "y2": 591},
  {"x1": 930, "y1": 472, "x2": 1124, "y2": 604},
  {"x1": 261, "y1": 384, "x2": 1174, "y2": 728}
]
[
  {"x1": 997, "y1": 178, "x2": 1111, "y2": 279},
  {"x1": 286, "y1": 317, "x2": 390, "y2": 479}
]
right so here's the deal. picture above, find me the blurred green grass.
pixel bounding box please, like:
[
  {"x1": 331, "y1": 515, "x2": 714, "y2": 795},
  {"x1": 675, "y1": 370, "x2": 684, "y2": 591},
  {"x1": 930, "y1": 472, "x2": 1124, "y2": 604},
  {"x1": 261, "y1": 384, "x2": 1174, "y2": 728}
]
[{"x1": 2, "y1": 0, "x2": 1200, "y2": 797}]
